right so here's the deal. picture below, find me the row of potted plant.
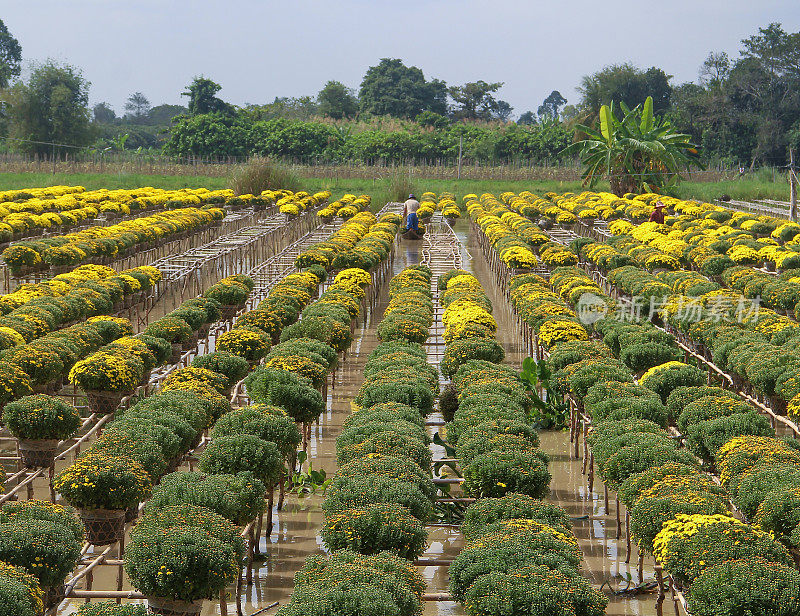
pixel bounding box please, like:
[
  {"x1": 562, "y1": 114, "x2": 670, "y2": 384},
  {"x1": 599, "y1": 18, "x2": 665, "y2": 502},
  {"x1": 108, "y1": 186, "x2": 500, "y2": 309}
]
[
  {"x1": 294, "y1": 210, "x2": 386, "y2": 270},
  {"x1": 276, "y1": 190, "x2": 331, "y2": 218},
  {"x1": 2, "y1": 207, "x2": 225, "y2": 276},
  {"x1": 432, "y1": 266, "x2": 605, "y2": 615},
  {"x1": 526, "y1": 255, "x2": 797, "y2": 614},
  {"x1": 317, "y1": 193, "x2": 371, "y2": 221},
  {"x1": 278, "y1": 265, "x2": 434, "y2": 615}
]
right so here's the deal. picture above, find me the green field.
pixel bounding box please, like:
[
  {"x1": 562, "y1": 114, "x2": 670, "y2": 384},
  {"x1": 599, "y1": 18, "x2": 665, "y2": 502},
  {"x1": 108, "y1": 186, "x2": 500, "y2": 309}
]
[{"x1": 0, "y1": 170, "x2": 791, "y2": 206}]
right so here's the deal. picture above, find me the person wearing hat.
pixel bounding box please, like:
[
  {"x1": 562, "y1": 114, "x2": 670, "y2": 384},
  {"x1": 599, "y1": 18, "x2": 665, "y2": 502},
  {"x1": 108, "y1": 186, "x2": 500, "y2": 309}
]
[
  {"x1": 649, "y1": 201, "x2": 667, "y2": 224},
  {"x1": 404, "y1": 194, "x2": 420, "y2": 232}
]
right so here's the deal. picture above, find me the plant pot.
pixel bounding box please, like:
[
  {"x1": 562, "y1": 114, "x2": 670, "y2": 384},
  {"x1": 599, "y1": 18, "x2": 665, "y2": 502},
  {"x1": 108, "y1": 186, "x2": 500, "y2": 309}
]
[
  {"x1": 78, "y1": 508, "x2": 126, "y2": 545},
  {"x1": 52, "y1": 264, "x2": 73, "y2": 275},
  {"x1": 40, "y1": 584, "x2": 65, "y2": 610},
  {"x1": 9, "y1": 264, "x2": 38, "y2": 278},
  {"x1": 170, "y1": 343, "x2": 184, "y2": 364},
  {"x1": 139, "y1": 369, "x2": 152, "y2": 387},
  {"x1": 17, "y1": 438, "x2": 59, "y2": 468},
  {"x1": 181, "y1": 338, "x2": 195, "y2": 352},
  {"x1": 445, "y1": 217, "x2": 457, "y2": 226},
  {"x1": 198, "y1": 324, "x2": 210, "y2": 338},
  {"x1": 85, "y1": 390, "x2": 128, "y2": 415},
  {"x1": 147, "y1": 597, "x2": 203, "y2": 616}
]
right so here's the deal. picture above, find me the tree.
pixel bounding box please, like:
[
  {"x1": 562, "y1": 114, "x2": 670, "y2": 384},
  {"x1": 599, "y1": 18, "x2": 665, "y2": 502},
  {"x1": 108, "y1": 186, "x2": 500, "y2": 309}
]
[
  {"x1": 359, "y1": 58, "x2": 447, "y2": 118},
  {"x1": 449, "y1": 81, "x2": 512, "y2": 121},
  {"x1": 146, "y1": 104, "x2": 188, "y2": 125},
  {"x1": 317, "y1": 80, "x2": 358, "y2": 119},
  {"x1": 124, "y1": 92, "x2": 151, "y2": 122},
  {"x1": 517, "y1": 111, "x2": 536, "y2": 125},
  {"x1": 4, "y1": 60, "x2": 92, "y2": 155},
  {"x1": 0, "y1": 19, "x2": 21, "y2": 89},
  {"x1": 93, "y1": 102, "x2": 116, "y2": 124},
  {"x1": 699, "y1": 52, "x2": 731, "y2": 88},
  {"x1": 563, "y1": 96, "x2": 704, "y2": 195},
  {"x1": 579, "y1": 64, "x2": 673, "y2": 115},
  {"x1": 537, "y1": 90, "x2": 567, "y2": 120},
  {"x1": 182, "y1": 77, "x2": 234, "y2": 115}
]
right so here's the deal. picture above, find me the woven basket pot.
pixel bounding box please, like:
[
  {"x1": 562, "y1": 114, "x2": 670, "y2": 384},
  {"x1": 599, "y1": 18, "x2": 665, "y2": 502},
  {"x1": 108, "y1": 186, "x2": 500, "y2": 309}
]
[
  {"x1": 79, "y1": 508, "x2": 126, "y2": 545},
  {"x1": 86, "y1": 390, "x2": 127, "y2": 415},
  {"x1": 146, "y1": 597, "x2": 203, "y2": 616},
  {"x1": 17, "y1": 438, "x2": 59, "y2": 468}
]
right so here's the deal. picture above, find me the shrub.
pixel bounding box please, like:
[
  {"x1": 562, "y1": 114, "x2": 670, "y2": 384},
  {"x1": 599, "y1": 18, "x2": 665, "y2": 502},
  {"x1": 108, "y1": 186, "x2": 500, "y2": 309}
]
[
  {"x1": 335, "y1": 454, "x2": 435, "y2": 500},
  {"x1": 69, "y1": 350, "x2": 142, "y2": 392},
  {"x1": 125, "y1": 526, "x2": 241, "y2": 602},
  {"x1": 0, "y1": 519, "x2": 82, "y2": 586},
  {"x1": 104, "y1": 418, "x2": 183, "y2": 462},
  {"x1": 86, "y1": 432, "x2": 168, "y2": 481},
  {"x1": 135, "y1": 333, "x2": 171, "y2": 365},
  {"x1": 653, "y1": 513, "x2": 791, "y2": 585},
  {"x1": 462, "y1": 450, "x2": 551, "y2": 499},
  {"x1": 244, "y1": 367, "x2": 324, "y2": 423},
  {"x1": 462, "y1": 493, "x2": 572, "y2": 540},
  {"x1": 163, "y1": 366, "x2": 228, "y2": 395},
  {"x1": 324, "y1": 475, "x2": 433, "y2": 522},
  {"x1": 460, "y1": 565, "x2": 607, "y2": 616},
  {"x1": 0, "y1": 560, "x2": 43, "y2": 616},
  {"x1": 277, "y1": 550, "x2": 424, "y2": 616},
  {"x1": 217, "y1": 327, "x2": 271, "y2": 362},
  {"x1": 203, "y1": 281, "x2": 249, "y2": 306},
  {"x1": 143, "y1": 316, "x2": 192, "y2": 343},
  {"x1": 211, "y1": 407, "x2": 300, "y2": 459},
  {"x1": 336, "y1": 431, "x2": 432, "y2": 471},
  {"x1": 734, "y1": 464, "x2": 800, "y2": 520},
  {"x1": 618, "y1": 463, "x2": 708, "y2": 509},
  {"x1": 133, "y1": 504, "x2": 245, "y2": 561},
  {"x1": 160, "y1": 379, "x2": 231, "y2": 421},
  {"x1": 686, "y1": 558, "x2": 800, "y2": 616},
  {"x1": 0, "y1": 500, "x2": 83, "y2": 543},
  {"x1": 449, "y1": 533, "x2": 582, "y2": 602},
  {"x1": 440, "y1": 338, "x2": 505, "y2": 377},
  {"x1": 144, "y1": 471, "x2": 266, "y2": 525},
  {"x1": 53, "y1": 452, "x2": 152, "y2": 510},
  {"x1": 630, "y1": 490, "x2": 729, "y2": 554},
  {"x1": 321, "y1": 503, "x2": 427, "y2": 559},
  {"x1": 2, "y1": 395, "x2": 81, "y2": 440},
  {"x1": 686, "y1": 412, "x2": 774, "y2": 461},
  {"x1": 620, "y1": 342, "x2": 682, "y2": 373},
  {"x1": 639, "y1": 361, "x2": 707, "y2": 402},
  {"x1": 76, "y1": 602, "x2": 148, "y2": 616},
  {"x1": 343, "y1": 402, "x2": 425, "y2": 429},
  {"x1": 199, "y1": 434, "x2": 283, "y2": 486},
  {"x1": 127, "y1": 390, "x2": 212, "y2": 432}
]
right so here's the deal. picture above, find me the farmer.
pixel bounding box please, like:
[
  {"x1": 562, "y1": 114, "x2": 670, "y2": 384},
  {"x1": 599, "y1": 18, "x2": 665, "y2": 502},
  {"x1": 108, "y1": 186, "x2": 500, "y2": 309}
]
[
  {"x1": 648, "y1": 201, "x2": 667, "y2": 224},
  {"x1": 404, "y1": 194, "x2": 420, "y2": 232}
]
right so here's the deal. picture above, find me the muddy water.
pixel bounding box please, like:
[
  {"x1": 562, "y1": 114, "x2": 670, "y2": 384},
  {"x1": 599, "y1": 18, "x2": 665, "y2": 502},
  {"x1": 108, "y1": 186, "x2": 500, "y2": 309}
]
[{"x1": 57, "y1": 222, "x2": 657, "y2": 615}]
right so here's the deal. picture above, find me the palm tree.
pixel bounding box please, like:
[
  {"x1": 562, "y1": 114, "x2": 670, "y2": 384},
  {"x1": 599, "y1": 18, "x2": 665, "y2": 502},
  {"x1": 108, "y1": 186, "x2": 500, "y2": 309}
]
[{"x1": 563, "y1": 96, "x2": 704, "y2": 195}]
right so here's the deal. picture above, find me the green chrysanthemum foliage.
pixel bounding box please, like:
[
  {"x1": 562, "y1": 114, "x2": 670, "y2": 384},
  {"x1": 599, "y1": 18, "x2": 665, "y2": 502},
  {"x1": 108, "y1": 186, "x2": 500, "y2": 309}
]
[
  {"x1": 335, "y1": 454, "x2": 436, "y2": 501},
  {"x1": 244, "y1": 367, "x2": 324, "y2": 424},
  {"x1": 144, "y1": 471, "x2": 266, "y2": 526},
  {"x1": 321, "y1": 503, "x2": 427, "y2": 560},
  {"x1": 198, "y1": 434, "x2": 283, "y2": 486},
  {"x1": 687, "y1": 558, "x2": 800, "y2": 616},
  {"x1": 460, "y1": 565, "x2": 608, "y2": 616},
  {"x1": 211, "y1": 406, "x2": 301, "y2": 460},
  {"x1": 125, "y1": 525, "x2": 241, "y2": 602},
  {"x1": 276, "y1": 550, "x2": 425, "y2": 616},
  {"x1": 76, "y1": 601, "x2": 149, "y2": 616},
  {"x1": 462, "y1": 450, "x2": 551, "y2": 499},
  {"x1": 462, "y1": 493, "x2": 572, "y2": 540},
  {"x1": 324, "y1": 475, "x2": 433, "y2": 522}
]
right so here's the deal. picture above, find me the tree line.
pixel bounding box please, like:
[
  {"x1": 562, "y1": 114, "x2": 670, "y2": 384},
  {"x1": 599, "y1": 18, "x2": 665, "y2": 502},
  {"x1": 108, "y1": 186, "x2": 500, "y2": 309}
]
[{"x1": 0, "y1": 19, "x2": 797, "y2": 167}]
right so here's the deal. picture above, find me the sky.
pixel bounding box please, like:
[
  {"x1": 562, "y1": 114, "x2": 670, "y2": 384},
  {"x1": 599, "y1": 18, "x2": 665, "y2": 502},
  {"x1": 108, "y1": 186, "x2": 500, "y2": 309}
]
[{"x1": 4, "y1": 0, "x2": 800, "y2": 119}]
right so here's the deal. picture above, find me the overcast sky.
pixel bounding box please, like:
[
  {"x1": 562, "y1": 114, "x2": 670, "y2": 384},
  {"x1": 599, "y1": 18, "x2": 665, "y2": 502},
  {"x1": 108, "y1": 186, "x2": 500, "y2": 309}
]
[{"x1": 4, "y1": 0, "x2": 800, "y2": 118}]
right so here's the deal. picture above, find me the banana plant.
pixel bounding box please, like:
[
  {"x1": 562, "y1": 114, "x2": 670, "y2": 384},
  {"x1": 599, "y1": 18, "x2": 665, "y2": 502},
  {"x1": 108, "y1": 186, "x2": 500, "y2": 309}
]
[
  {"x1": 562, "y1": 96, "x2": 704, "y2": 196},
  {"x1": 519, "y1": 357, "x2": 569, "y2": 430}
]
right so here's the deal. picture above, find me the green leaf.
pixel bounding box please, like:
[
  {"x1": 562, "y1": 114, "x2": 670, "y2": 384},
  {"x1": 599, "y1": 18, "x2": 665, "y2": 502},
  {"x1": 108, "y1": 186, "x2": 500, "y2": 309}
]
[
  {"x1": 599, "y1": 105, "x2": 613, "y2": 144},
  {"x1": 640, "y1": 96, "x2": 654, "y2": 133}
]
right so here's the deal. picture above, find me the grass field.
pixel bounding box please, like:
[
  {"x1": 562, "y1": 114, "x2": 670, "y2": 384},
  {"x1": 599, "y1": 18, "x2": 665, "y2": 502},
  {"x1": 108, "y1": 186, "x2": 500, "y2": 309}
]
[{"x1": 0, "y1": 170, "x2": 792, "y2": 206}]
